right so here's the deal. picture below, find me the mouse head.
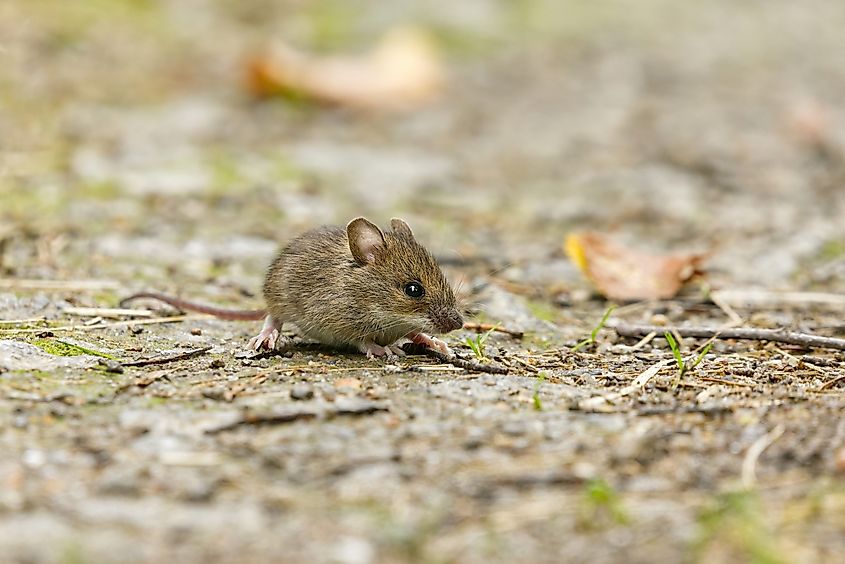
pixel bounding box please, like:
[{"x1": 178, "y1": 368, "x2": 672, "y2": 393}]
[{"x1": 347, "y1": 217, "x2": 463, "y2": 336}]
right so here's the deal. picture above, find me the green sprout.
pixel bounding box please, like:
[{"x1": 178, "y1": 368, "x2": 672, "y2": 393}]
[
  {"x1": 577, "y1": 478, "x2": 630, "y2": 530},
  {"x1": 572, "y1": 305, "x2": 616, "y2": 352},
  {"x1": 532, "y1": 371, "x2": 546, "y2": 411},
  {"x1": 664, "y1": 331, "x2": 713, "y2": 389},
  {"x1": 465, "y1": 324, "x2": 498, "y2": 360}
]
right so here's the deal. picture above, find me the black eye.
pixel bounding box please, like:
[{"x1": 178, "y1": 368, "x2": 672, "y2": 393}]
[{"x1": 403, "y1": 281, "x2": 425, "y2": 298}]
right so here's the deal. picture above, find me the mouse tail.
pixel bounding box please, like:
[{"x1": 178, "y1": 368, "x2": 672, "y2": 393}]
[{"x1": 120, "y1": 292, "x2": 266, "y2": 321}]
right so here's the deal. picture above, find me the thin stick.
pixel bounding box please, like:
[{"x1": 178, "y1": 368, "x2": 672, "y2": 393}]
[
  {"x1": 420, "y1": 348, "x2": 509, "y2": 375},
  {"x1": 462, "y1": 322, "x2": 524, "y2": 339},
  {"x1": 0, "y1": 317, "x2": 49, "y2": 325},
  {"x1": 709, "y1": 291, "x2": 744, "y2": 326},
  {"x1": 741, "y1": 424, "x2": 785, "y2": 489},
  {"x1": 577, "y1": 358, "x2": 674, "y2": 411},
  {"x1": 0, "y1": 314, "x2": 203, "y2": 334},
  {"x1": 818, "y1": 375, "x2": 845, "y2": 391},
  {"x1": 773, "y1": 348, "x2": 829, "y2": 376},
  {"x1": 64, "y1": 307, "x2": 154, "y2": 319},
  {"x1": 0, "y1": 279, "x2": 120, "y2": 291},
  {"x1": 628, "y1": 331, "x2": 657, "y2": 351},
  {"x1": 122, "y1": 346, "x2": 212, "y2": 367},
  {"x1": 613, "y1": 324, "x2": 845, "y2": 351}
]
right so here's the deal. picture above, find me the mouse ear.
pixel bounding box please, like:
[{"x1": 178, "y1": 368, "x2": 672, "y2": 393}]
[
  {"x1": 390, "y1": 218, "x2": 414, "y2": 239},
  {"x1": 347, "y1": 217, "x2": 386, "y2": 265}
]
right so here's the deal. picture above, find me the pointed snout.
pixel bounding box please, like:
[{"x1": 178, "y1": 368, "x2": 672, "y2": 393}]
[{"x1": 434, "y1": 309, "x2": 464, "y2": 333}]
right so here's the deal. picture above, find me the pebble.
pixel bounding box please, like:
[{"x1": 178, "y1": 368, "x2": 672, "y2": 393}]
[
  {"x1": 100, "y1": 359, "x2": 125, "y2": 374},
  {"x1": 290, "y1": 383, "x2": 315, "y2": 401}
]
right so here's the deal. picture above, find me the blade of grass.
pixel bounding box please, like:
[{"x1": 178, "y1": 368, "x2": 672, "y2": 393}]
[
  {"x1": 572, "y1": 305, "x2": 616, "y2": 352},
  {"x1": 532, "y1": 371, "x2": 546, "y2": 411}
]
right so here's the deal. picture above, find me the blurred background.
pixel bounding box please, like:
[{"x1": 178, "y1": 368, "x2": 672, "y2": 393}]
[
  {"x1": 3, "y1": 3, "x2": 845, "y2": 563},
  {"x1": 3, "y1": 0, "x2": 845, "y2": 296}
]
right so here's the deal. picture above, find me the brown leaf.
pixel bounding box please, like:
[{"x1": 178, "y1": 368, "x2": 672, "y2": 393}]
[
  {"x1": 246, "y1": 27, "x2": 443, "y2": 111},
  {"x1": 565, "y1": 232, "x2": 706, "y2": 301}
]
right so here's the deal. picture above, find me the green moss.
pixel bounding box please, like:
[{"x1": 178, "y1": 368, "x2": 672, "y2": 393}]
[
  {"x1": 32, "y1": 338, "x2": 116, "y2": 360},
  {"x1": 818, "y1": 239, "x2": 845, "y2": 261}
]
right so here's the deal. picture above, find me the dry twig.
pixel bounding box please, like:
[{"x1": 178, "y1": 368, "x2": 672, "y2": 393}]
[
  {"x1": 741, "y1": 424, "x2": 785, "y2": 489},
  {"x1": 418, "y1": 347, "x2": 509, "y2": 375},
  {"x1": 64, "y1": 306, "x2": 154, "y2": 319},
  {"x1": 576, "y1": 358, "x2": 674, "y2": 411},
  {"x1": 819, "y1": 375, "x2": 845, "y2": 391},
  {"x1": 122, "y1": 346, "x2": 212, "y2": 367},
  {"x1": 613, "y1": 323, "x2": 845, "y2": 351},
  {"x1": 0, "y1": 314, "x2": 203, "y2": 334}
]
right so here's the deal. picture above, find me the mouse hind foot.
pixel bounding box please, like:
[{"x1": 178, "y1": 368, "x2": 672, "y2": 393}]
[
  {"x1": 248, "y1": 315, "x2": 284, "y2": 351},
  {"x1": 359, "y1": 341, "x2": 406, "y2": 360}
]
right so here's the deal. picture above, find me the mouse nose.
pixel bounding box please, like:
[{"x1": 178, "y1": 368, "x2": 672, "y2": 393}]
[{"x1": 438, "y1": 309, "x2": 464, "y2": 333}]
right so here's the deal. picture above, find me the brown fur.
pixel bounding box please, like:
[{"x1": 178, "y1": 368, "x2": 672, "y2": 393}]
[{"x1": 263, "y1": 219, "x2": 462, "y2": 348}]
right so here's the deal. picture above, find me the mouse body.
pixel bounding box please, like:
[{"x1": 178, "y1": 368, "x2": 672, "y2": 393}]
[{"x1": 122, "y1": 218, "x2": 463, "y2": 358}]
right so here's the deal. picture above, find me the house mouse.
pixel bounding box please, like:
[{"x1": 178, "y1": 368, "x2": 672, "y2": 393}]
[{"x1": 120, "y1": 217, "x2": 464, "y2": 358}]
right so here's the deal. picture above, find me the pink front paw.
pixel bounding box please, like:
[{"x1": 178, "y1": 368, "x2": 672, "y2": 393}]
[{"x1": 409, "y1": 332, "x2": 452, "y2": 355}]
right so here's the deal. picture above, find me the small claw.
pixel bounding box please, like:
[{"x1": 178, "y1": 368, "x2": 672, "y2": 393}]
[
  {"x1": 249, "y1": 315, "x2": 281, "y2": 351},
  {"x1": 360, "y1": 342, "x2": 387, "y2": 359},
  {"x1": 385, "y1": 345, "x2": 406, "y2": 357}
]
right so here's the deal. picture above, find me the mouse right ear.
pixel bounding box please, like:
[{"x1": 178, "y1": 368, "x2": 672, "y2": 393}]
[
  {"x1": 390, "y1": 218, "x2": 414, "y2": 239},
  {"x1": 347, "y1": 217, "x2": 386, "y2": 265}
]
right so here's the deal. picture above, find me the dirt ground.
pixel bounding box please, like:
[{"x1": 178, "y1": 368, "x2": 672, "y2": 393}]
[{"x1": 2, "y1": 1, "x2": 845, "y2": 562}]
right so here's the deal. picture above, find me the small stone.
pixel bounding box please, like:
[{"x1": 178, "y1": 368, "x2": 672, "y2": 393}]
[
  {"x1": 320, "y1": 386, "x2": 337, "y2": 402},
  {"x1": 99, "y1": 359, "x2": 124, "y2": 374},
  {"x1": 501, "y1": 420, "x2": 527, "y2": 437},
  {"x1": 365, "y1": 386, "x2": 387, "y2": 400},
  {"x1": 129, "y1": 325, "x2": 144, "y2": 335},
  {"x1": 202, "y1": 387, "x2": 230, "y2": 402},
  {"x1": 12, "y1": 414, "x2": 27, "y2": 429},
  {"x1": 290, "y1": 384, "x2": 314, "y2": 401},
  {"x1": 190, "y1": 328, "x2": 202, "y2": 336}
]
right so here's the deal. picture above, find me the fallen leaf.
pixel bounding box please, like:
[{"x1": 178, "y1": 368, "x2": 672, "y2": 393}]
[
  {"x1": 246, "y1": 27, "x2": 443, "y2": 111},
  {"x1": 565, "y1": 232, "x2": 706, "y2": 301}
]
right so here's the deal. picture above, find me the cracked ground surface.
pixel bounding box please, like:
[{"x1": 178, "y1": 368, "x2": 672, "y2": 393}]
[{"x1": 2, "y1": 1, "x2": 845, "y2": 562}]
